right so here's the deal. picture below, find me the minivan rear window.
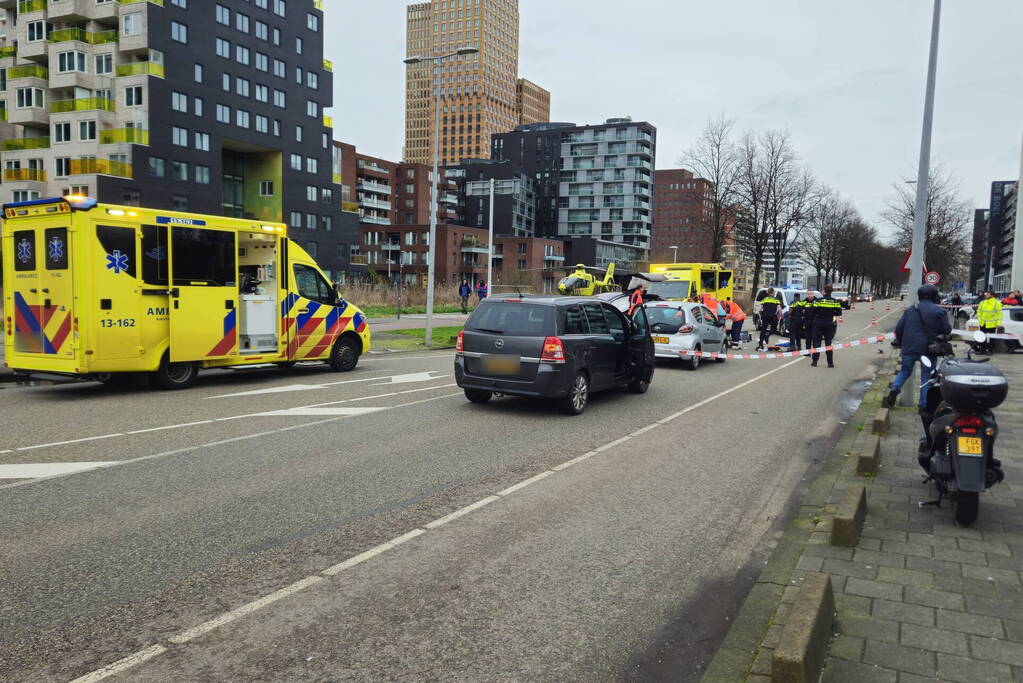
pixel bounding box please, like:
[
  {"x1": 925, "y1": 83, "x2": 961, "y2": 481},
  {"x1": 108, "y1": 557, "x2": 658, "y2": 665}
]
[{"x1": 466, "y1": 302, "x2": 555, "y2": 336}]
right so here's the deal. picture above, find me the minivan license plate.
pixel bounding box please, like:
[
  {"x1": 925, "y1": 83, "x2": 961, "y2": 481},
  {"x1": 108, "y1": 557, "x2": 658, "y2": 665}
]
[
  {"x1": 958, "y1": 436, "x2": 983, "y2": 456},
  {"x1": 481, "y1": 355, "x2": 520, "y2": 375}
]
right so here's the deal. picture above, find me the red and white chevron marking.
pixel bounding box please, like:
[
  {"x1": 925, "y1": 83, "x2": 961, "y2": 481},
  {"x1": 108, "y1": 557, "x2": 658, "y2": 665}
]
[{"x1": 678, "y1": 333, "x2": 896, "y2": 360}]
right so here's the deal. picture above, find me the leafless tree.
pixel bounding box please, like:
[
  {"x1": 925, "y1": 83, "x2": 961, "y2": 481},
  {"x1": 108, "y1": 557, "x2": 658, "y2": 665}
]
[
  {"x1": 882, "y1": 165, "x2": 972, "y2": 282},
  {"x1": 679, "y1": 115, "x2": 740, "y2": 263}
]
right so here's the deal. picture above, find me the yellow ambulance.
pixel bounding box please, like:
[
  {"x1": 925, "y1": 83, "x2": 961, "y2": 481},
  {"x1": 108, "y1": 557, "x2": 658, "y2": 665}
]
[
  {"x1": 647, "y1": 262, "x2": 734, "y2": 302},
  {"x1": 2, "y1": 196, "x2": 371, "y2": 389}
]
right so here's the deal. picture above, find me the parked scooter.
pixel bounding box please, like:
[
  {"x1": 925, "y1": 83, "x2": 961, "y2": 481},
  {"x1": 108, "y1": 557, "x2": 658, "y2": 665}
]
[{"x1": 918, "y1": 332, "x2": 1008, "y2": 525}]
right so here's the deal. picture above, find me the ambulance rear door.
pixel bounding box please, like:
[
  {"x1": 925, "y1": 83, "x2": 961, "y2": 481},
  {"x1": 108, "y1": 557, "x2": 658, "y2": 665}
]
[{"x1": 166, "y1": 222, "x2": 239, "y2": 361}]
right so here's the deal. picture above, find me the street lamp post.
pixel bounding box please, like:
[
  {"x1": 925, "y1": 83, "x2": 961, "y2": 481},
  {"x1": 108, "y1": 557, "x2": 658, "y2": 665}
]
[
  {"x1": 901, "y1": 0, "x2": 942, "y2": 407},
  {"x1": 403, "y1": 46, "x2": 479, "y2": 346},
  {"x1": 670, "y1": 245, "x2": 679, "y2": 262}
]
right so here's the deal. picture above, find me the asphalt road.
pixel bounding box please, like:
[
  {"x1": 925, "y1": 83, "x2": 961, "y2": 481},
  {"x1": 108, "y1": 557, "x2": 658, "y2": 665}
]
[{"x1": 0, "y1": 303, "x2": 899, "y2": 682}]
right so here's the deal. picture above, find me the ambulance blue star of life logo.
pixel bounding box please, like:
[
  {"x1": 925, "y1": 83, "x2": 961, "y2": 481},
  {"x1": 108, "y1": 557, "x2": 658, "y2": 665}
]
[
  {"x1": 48, "y1": 236, "x2": 64, "y2": 261},
  {"x1": 17, "y1": 238, "x2": 32, "y2": 264},
  {"x1": 106, "y1": 249, "x2": 129, "y2": 275}
]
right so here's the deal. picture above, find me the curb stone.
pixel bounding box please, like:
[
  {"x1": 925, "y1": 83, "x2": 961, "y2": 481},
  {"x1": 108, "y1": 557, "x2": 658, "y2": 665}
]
[{"x1": 770, "y1": 573, "x2": 836, "y2": 683}]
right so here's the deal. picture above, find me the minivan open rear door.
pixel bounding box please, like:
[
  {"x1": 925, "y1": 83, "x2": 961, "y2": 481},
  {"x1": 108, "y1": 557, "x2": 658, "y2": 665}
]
[{"x1": 167, "y1": 224, "x2": 239, "y2": 361}]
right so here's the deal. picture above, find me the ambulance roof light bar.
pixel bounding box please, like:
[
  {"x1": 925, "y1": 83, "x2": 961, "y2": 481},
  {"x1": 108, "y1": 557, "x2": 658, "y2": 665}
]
[{"x1": 1, "y1": 195, "x2": 97, "y2": 211}]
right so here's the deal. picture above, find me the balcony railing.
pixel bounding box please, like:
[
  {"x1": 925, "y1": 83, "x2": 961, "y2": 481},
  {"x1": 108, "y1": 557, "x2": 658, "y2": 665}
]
[
  {"x1": 49, "y1": 28, "x2": 119, "y2": 45},
  {"x1": 361, "y1": 215, "x2": 391, "y2": 226},
  {"x1": 2, "y1": 136, "x2": 50, "y2": 151},
  {"x1": 341, "y1": 201, "x2": 360, "y2": 213},
  {"x1": 322, "y1": 114, "x2": 333, "y2": 128},
  {"x1": 349, "y1": 254, "x2": 368, "y2": 265},
  {"x1": 322, "y1": 58, "x2": 333, "y2": 72},
  {"x1": 99, "y1": 128, "x2": 149, "y2": 145},
  {"x1": 0, "y1": 108, "x2": 6, "y2": 122},
  {"x1": 118, "y1": 0, "x2": 164, "y2": 5},
  {"x1": 360, "y1": 197, "x2": 391, "y2": 210},
  {"x1": 357, "y1": 161, "x2": 389, "y2": 174},
  {"x1": 50, "y1": 97, "x2": 116, "y2": 113},
  {"x1": 0, "y1": 46, "x2": 16, "y2": 59},
  {"x1": 116, "y1": 62, "x2": 165, "y2": 78},
  {"x1": 8, "y1": 64, "x2": 48, "y2": 80},
  {"x1": 69, "y1": 158, "x2": 133, "y2": 177},
  {"x1": 18, "y1": 0, "x2": 46, "y2": 13},
  {"x1": 357, "y1": 180, "x2": 391, "y2": 195},
  {"x1": 3, "y1": 168, "x2": 46, "y2": 182}
]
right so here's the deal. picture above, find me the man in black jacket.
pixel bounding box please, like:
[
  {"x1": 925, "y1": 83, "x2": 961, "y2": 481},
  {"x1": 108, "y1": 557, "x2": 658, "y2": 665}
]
[
  {"x1": 810, "y1": 286, "x2": 843, "y2": 367},
  {"x1": 883, "y1": 284, "x2": 952, "y2": 408},
  {"x1": 787, "y1": 293, "x2": 806, "y2": 350}
]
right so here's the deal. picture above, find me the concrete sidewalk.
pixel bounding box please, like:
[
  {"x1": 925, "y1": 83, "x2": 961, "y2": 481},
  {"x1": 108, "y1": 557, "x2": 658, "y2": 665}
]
[
  {"x1": 703, "y1": 352, "x2": 1023, "y2": 682},
  {"x1": 368, "y1": 313, "x2": 468, "y2": 333}
]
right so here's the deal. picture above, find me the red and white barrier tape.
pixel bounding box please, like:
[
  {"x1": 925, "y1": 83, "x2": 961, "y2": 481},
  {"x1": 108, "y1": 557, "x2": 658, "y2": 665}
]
[{"x1": 679, "y1": 333, "x2": 896, "y2": 360}]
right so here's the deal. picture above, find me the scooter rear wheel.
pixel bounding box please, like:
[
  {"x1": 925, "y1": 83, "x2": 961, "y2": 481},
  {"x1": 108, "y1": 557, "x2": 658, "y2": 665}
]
[{"x1": 955, "y1": 491, "x2": 979, "y2": 526}]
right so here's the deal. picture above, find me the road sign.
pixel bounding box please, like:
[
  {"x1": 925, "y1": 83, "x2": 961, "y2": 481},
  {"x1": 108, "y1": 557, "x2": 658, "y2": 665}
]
[
  {"x1": 924, "y1": 271, "x2": 941, "y2": 285},
  {"x1": 900, "y1": 250, "x2": 928, "y2": 275}
]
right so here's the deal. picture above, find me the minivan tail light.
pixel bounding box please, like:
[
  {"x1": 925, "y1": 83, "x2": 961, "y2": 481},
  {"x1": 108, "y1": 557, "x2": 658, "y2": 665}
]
[
  {"x1": 679, "y1": 324, "x2": 694, "y2": 333},
  {"x1": 541, "y1": 336, "x2": 566, "y2": 363}
]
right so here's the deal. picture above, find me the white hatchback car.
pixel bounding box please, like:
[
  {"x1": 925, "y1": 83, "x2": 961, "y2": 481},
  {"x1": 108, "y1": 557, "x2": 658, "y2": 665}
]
[
  {"x1": 643, "y1": 301, "x2": 728, "y2": 370},
  {"x1": 965, "y1": 306, "x2": 1023, "y2": 352}
]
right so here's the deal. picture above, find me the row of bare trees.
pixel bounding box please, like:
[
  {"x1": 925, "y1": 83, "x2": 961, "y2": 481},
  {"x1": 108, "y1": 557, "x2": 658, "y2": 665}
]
[{"x1": 681, "y1": 117, "x2": 973, "y2": 296}]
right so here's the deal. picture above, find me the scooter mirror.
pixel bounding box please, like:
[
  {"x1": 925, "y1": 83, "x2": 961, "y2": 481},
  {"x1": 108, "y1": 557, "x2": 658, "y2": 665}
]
[
  {"x1": 920, "y1": 355, "x2": 933, "y2": 368},
  {"x1": 974, "y1": 330, "x2": 987, "y2": 343}
]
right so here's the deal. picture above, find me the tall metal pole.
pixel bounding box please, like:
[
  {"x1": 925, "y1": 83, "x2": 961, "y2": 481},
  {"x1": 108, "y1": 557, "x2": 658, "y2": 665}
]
[
  {"x1": 487, "y1": 177, "x2": 495, "y2": 291},
  {"x1": 1012, "y1": 133, "x2": 1023, "y2": 290},
  {"x1": 902, "y1": 0, "x2": 942, "y2": 408},
  {"x1": 425, "y1": 59, "x2": 443, "y2": 346}
]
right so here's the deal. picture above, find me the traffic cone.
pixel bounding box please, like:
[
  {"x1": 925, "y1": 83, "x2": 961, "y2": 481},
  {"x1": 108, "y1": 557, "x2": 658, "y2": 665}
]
[{"x1": 870, "y1": 314, "x2": 877, "y2": 326}]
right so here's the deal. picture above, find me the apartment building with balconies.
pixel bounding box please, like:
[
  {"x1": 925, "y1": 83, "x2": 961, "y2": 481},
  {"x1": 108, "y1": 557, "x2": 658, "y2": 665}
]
[{"x1": 0, "y1": 0, "x2": 352, "y2": 278}]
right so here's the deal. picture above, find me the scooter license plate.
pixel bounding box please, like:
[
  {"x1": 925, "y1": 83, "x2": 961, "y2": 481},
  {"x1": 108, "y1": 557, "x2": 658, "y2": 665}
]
[
  {"x1": 652, "y1": 336, "x2": 669, "y2": 344},
  {"x1": 957, "y1": 436, "x2": 983, "y2": 456}
]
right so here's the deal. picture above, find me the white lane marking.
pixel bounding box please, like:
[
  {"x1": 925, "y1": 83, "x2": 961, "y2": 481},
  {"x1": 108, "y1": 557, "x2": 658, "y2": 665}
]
[
  {"x1": 322, "y1": 529, "x2": 427, "y2": 576},
  {"x1": 68, "y1": 644, "x2": 168, "y2": 683},
  {"x1": 594, "y1": 435, "x2": 631, "y2": 453},
  {"x1": 496, "y1": 470, "x2": 553, "y2": 497},
  {"x1": 370, "y1": 371, "x2": 447, "y2": 386},
  {"x1": 168, "y1": 575, "x2": 324, "y2": 644},
  {"x1": 303, "y1": 383, "x2": 457, "y2": 409},
  {"x1": 15, "y1": 433, "x2": 123, "y2": 452},
  {"x1": 209, "y1": 383, "x2": 349, "y2": 398},
  {"x1": 0, "y1": 450, "x2": 12, "y2": 455},
  {"x1": 126, "y1": 420, "x2": 213, "y2": 435},
  {"x1": 658, "y1": 357, "x2": 804, "y2": 424},
  {"x1": 207, "y1": 372, "x2": 443, "y2": 398},
  {"x1": 0, "y1": 462, "x2": 117, "y2": 480},
  {"x1": 252, "y1": 407, "x2": 388, "y2": 417},
  {"x1": 424, "y1": 495, "x2": 501, "y2": 529},
  {"x1": 630, "y1": 424, "x2": 660, "y2": 437},
  {"x1": 69, "y1": 349, "x2": 816, "y2": 679},
  {"x1": 0, "y1": 392, "x2": 464, "y2": 492}
]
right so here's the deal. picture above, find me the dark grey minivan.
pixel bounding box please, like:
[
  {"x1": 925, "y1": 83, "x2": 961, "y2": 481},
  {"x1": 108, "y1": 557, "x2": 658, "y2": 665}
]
[{"x1": 454, "y1": 294, "x2": 655, "y2": 414}]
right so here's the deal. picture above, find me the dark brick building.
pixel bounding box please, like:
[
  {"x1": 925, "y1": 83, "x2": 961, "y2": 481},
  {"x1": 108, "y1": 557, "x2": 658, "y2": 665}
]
[{"x1": 651, "y1": 168, "x2": 715, "y2": 263}]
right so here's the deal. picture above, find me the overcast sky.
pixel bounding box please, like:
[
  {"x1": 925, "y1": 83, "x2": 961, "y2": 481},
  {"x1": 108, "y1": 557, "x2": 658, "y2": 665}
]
[{"x1": 325, "y1": 1, "x2": 1023, "y2": 240}]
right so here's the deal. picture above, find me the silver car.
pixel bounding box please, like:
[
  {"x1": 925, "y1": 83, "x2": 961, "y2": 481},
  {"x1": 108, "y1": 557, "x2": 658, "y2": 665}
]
[{"x1": 643, "y1": 302, "x2": 728, "y2": 370}]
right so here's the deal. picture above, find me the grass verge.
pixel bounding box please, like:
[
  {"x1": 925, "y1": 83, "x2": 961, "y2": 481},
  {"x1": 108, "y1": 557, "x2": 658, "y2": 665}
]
[{"x1": 373, "y1": 325, "x2": 463, "y2": 352}]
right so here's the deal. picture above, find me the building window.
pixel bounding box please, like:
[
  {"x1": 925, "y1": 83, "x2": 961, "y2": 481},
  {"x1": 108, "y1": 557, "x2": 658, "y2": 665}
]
[
  {"x1": 148, "y1": 157, "x2": 165, "y2": 177},
  {"x1": 289, "y1": 211, "x2": 302, "y2": 228},
  {"x1": 79, "y1": 120, "x2": 97, "y2": 141},
  {"x1": 236, "y1": 109, "x2": 250, "y2": 128},
  {"x1": 255, "y1": 84, "x2": 268, "y2": 103},
  {"x1": 194, "y1": 97, "x2": 204, "y2": 117},
  {"x1": 306, "y1": 157, "x2": 317, "y2": 174},
  {"x1": 215, "y1": 38, "x2": 231, "y2": 59},
  {"x1": 307, "y1": 13, "x2": 319, "y2": 31},
  {"x1": 236, "y1": 13, "x2": 250, "y2": 33},
  {"x1": 255, "y1": 115, "x2": 269, "y2": 133},
  {"x1": 216, "y1": 104, "x2": 230, "y2": 123},
  {"x1": 170, "y1": 0, "x2": 187, "y2": 7},
  {"x1": 306, "y1": 72, "x2": 318, "y2": 90},
  {"x1": 235, "y1": 77, "x2": 250, "y2": 97},
  {"x1": 290, "y1": 154, "x2": 302, "y2": 170},
  {"x1": 171, "y1": 161, "x2": 188, "y2": 181},
  {"x1": 172, "y1": 126, "x2": 188, "y2": 146},
  {"x1": 27, "y1": 21, "x2": 49, "y2": 42},
  {"x1": 12, "y1": 191, "x2": 41, "y2": 203},
  {"x1": 295, "y1": 66, "x2": 303, "y2": 85},
  {"x1": 171, "y1": 91, "x2": 187, "y2": 112},
  {"x1": 122, "y1": 14, "x2": 141, "y2": 37},
  {"x1": 125, "y1": 86, "x2": 143, "y2": 107},
  {"x1": 194, "y1": 63, "x2": 203, "y2": 83},
  {"x1": 236, "y1": 45, "x2": 250, "y2": 66},
  {"x1": 53, "y1": 122, "x2": 71, "y2": 143},
  {"x1": 255, "y1": 53, "x2": 269, "y2": 72},
  {"x1": 306, "y1": 186, "x2": 317, "y2": 201},
  {"x1": 215, "y1": 5, "x2": 230, "y2": 25},
  {"x1": 321, "y1": 216, "x2": 332, "y2": 231},
  {"x1": 273, "y1": 59, "x2": 286, "y2": 78},
  {"x1": 306, "y1": 214, "x2": 317, "y2": 231},
  {"x1": 260, "y1": 181, "x2": 274, "y2": 196},
  {"x1": 255, "y1": 21, "x2": 268, "y2": 41},
  {"x1": 55, "y1": 157, "x2": 71, "y2": 177},
  {"x1": 57, "y1": 51, "x2": 86, "y2": 73},
  {"x1": 95, "y1": 54, "x2": 113, "y2": 75},
  {"x1": 305, "y1": 241, "x2": 317, "y2": 257},
  {"x1": 273, "y1": 119, "x2": 281, "y2": 137},
  {"x1": 172, "y1": 195, "x2": 189, "y2": 210},
  {"x1": 194, "y1": 132, "x2": 210, "y2": 151},
  {"x1": 321, "y1": 188, "x2": 333, "y2": 203},
  {"x1": 295, "y1": 124, "x2": 303, "y2": 142},
  {"x1": 295, "y1": 37, "x2": 303, "y2": 55},
  {"x1": 273, "y1": 0, "x2": 286, "y2": 18},
  {"x1": 222, "y1": 73, "x2": 231, "y2": 92},
  {"x1": 273, "y1": 90, "x2": 286, "y2": 108},
  {"x1": 195, "y1": 165, "x2": 210, "y2": 184},
  {"x1": 122, "y1": 189, "x2": 141, "y2": 206},
  {"x1": 170, "y1": 21, "x2": 188, "y2": 44},
  {"x1": 306, "y1": 100, "x2": 318, "y2": 118}
]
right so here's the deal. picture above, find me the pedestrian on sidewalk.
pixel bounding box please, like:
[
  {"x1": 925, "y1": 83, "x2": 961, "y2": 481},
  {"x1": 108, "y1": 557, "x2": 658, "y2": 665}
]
[
  {"x1": 476, "y1": 280, "x2": 488, "y2": 303},
  {"x1": 723, "y1": 298, "x2": 746, "y2": 348},
  {"x1": 756, "y1": 288, "x2": 781, "y2": 351},
  {"x1": 458, "y1": 279, "x2": 471, "y2": 313},
  {"x1": 787, "y1": 293, "x2": 806, "y2": 350},
  {"x1": 977, "y1": 289, "x2": 1002, "y2": 354},
  {"x1": 883, "y1": 284, "x2": 952, "y2": 408},
  {"x1": 810, "y1": 285, "x2": 843, "y2": 368}
]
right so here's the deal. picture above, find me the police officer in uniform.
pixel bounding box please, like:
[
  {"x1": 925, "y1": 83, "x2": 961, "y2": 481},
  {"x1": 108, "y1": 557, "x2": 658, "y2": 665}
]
[
  {"x1": 802, "y1": 290, "x2": 817, "y2": 351},
  {"x1": 756, "y1": 288, "x2": 782, "y2": 351},
  {"x1": 810, "y1": 285, "x2": 843, "y2": 367},
  {"x1": 787, "y1": 293, "x2": 805, "y2": 350}
]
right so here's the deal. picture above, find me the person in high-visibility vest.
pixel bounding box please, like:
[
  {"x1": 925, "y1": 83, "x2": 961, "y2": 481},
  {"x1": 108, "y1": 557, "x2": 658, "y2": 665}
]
[
  {"x1": 787, "y1": 293, "x2": 807, "y2": 350},
  {"x1": 810, "y1": 285, "x2": 843, "y2": 367},
  {"x1": 627, "y1": 284, "x2": 645, "y2": 316},
  {"x1": 976, "y1": 289, "x2": 1003, "y2": 354},
  {"x1": 723, "y1": 298, "x2": 747, "y2": 347},
  {"x1": 756, "y1": 288, "x2": 782, "y2": 351}
]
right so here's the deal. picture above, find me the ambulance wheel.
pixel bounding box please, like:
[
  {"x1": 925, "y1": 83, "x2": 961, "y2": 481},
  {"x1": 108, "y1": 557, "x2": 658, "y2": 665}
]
[
  {"x1": 153, "y1": 354, "x2": 198, "y2": 390},
  {"x1": 329, "y1": 336, "x2": 360, "y2": 372}
]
